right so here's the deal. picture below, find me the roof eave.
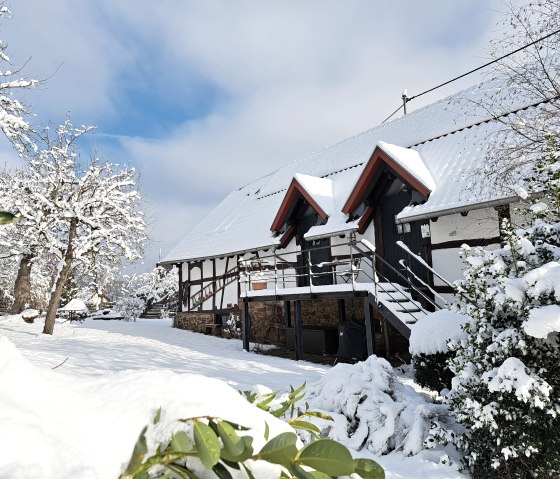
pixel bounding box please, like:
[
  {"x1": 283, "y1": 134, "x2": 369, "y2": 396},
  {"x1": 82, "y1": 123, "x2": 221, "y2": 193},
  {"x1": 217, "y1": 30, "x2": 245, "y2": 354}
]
[{"x1": 396, "y1": 195, "x2": 519, "y2": 224}]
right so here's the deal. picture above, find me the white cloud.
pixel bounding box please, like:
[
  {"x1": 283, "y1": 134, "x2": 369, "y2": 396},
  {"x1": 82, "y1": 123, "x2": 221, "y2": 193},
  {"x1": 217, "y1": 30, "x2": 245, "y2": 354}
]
[{"x1": 0, "y1": 1, "x2": 507, "y2": 270}]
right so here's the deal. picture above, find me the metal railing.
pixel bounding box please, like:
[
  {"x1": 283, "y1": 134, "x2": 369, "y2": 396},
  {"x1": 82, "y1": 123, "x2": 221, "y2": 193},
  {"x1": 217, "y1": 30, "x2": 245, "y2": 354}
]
[{"x1": 238, "y1": 237, "x2": 444, "y2": 325}]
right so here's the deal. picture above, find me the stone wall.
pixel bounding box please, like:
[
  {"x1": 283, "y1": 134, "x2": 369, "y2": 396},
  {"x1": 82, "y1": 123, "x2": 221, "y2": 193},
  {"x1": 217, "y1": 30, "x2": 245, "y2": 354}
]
[
  {"x1": 246, "y1": 301, "x2": 285, "y2": 345},
  {"x1": 174, "y1": 311, "x2": 215, "y2": 333},
  {"x1": 175, "y1": 297, "x2": 410, "y2": 360}
]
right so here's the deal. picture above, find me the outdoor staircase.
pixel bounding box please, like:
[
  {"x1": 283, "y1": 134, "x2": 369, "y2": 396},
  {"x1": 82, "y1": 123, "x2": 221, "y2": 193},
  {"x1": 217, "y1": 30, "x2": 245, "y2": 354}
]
[
  {"x1": 141, "y1": 303, "x2": 165, "y2": 319},
  {"x1": 370, "y1": 282, "x2": 431, "y2": 339},
  {"x1": 189, "y1": 265, "x2": 239, "y2": 308}
]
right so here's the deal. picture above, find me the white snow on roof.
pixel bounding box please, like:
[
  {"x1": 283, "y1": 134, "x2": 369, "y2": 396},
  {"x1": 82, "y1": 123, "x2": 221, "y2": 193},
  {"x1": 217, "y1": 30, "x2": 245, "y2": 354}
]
[
  {"x1": 162, "y1": 78, "x2": 538, "y2": 263},
  {"x1": 293, "y1": 173, "x2": 334, "y2": 216},
  {"x1": 60, "y1": 299, "x2": 88, "y2": 312},
  {"x1": 377, "y1": 141, "x2": 435, "y2": 192}
]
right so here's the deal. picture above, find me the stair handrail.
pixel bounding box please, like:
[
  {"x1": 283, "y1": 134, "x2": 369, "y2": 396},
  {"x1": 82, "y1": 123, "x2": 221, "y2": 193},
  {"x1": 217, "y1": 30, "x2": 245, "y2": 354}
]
[
  {"x1": 395, "y1": 241, "x2": 454, "y2": 289},
  {"x1": 357, "y1": 239, "x2": 439, "y2": 311}
]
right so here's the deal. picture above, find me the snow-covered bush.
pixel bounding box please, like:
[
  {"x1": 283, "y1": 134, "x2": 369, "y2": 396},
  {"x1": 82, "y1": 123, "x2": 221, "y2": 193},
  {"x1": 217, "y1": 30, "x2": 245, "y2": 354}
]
[
  {"x1": 444, "y1": 221, "x2": 560, "y2": 478},
  {"x1": 409, "y1": 310, "x2": 469, "y2": 392},
  {"x1": 121, "y1": 381, "x2": 384, "y2": 479},
  {"x1": 115, "y1": 297, "x2": 145, "y2": 322},
  {"x1": 441, "y1": 135, "x2": 560, "y2": 478},
  {"x1": 305, "y1": 355, "x2": 451, "y2": 457}
]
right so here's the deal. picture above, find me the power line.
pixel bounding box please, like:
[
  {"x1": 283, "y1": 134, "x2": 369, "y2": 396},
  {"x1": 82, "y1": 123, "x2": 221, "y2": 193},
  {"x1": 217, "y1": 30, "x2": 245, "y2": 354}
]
[
  {"x1": 381, "y1": 104, "x2": 403, "y2": 124},
  {"x1": 381, "y1": 26, "x2": 560, "y2": 124}
]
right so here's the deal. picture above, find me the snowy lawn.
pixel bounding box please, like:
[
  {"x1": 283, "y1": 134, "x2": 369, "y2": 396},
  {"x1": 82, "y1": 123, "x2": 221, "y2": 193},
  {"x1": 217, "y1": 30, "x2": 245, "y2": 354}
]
[{"x1": 0, "y1": 315, "x2": 466, "y2": 478}]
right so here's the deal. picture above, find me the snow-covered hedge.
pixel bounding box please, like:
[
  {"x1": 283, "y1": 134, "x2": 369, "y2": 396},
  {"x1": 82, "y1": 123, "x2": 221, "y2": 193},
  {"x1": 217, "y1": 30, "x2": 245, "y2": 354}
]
[
  {"x1": 305, "y1": 355, "x2": 451, "y2": 456},
  {"x1": 444, "y1": 218, "x2": 560, "y2": 478},
  {"x1": 409, "y1": 310, "x2": 470, "y2": 392}
]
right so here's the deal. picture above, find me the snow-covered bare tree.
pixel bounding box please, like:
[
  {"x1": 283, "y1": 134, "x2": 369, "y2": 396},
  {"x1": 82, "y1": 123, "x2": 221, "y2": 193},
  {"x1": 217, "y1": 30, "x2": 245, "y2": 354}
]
[
  {"x1": 0, "y1": 2, "x2": 37, "y2": 154},
  {"x1": 0, "y1": 121, "x2": 146, "y2": 333},
  {"x1": 474, "y1": 0, "x2": 560, "y2": 190},
  {"x1": 123, "y1": 266, "x2": 178, "y2": 305}
]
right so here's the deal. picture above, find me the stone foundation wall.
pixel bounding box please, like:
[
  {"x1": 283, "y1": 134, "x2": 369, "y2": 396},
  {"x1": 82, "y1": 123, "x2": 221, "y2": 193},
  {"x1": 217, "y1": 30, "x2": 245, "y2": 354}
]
[
  {"x1": 175, "y1": 297, "x2": 410, "y2": 360},
  {"x1": 246, "y1": 301, "x2": 285, "y2": 346},
  {"x1": 174, "y1": 311, "x2": 215, "y2": 333}
]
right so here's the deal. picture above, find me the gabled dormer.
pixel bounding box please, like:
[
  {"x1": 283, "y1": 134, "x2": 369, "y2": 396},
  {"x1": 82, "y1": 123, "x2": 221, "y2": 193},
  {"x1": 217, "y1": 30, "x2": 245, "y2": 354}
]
[
  {"x1": 342, "y1": 141, "x2": 434, "y2": 233},
  {"x1": 271, "y1": 173, "x2": 334, "y2": 247}
]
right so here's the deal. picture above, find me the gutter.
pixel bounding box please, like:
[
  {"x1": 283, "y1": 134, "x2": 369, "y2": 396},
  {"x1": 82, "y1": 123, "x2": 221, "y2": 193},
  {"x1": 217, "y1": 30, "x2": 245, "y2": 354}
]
[{"x1": 395, "y1": 195, "x2": 518, "y2": 224}]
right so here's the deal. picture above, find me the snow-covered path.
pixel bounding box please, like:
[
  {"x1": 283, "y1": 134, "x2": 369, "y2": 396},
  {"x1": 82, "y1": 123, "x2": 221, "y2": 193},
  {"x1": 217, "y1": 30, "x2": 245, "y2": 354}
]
[{"x1": 0, "y1": 316, "x2": 327, "y2": 391}]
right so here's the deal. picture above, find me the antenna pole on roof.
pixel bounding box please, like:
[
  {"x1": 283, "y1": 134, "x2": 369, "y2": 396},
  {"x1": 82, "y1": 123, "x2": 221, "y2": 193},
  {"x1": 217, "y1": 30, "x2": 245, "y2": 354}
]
[{"x1": 401, "y1": 89, "x2": 409, "y2": 115}]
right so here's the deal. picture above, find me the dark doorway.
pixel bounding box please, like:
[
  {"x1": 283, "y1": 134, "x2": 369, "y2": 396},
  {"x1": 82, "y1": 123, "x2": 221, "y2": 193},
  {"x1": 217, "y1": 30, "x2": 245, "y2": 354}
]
[
  {"x1": 296, "y1": 213, "x2": 333, "y2": 286},
  {"x1": 375, "y1": 190, "x2": 430, "y2": 285}
]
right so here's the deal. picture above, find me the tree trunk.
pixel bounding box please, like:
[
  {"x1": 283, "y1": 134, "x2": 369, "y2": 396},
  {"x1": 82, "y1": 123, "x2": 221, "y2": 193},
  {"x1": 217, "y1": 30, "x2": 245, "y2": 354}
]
[
  {"x1": 43, "y1": 218, "x2": 77, "y2": 335},
  {"x1": 10, "y1": 253, "x2": 34, "y2": 314}
]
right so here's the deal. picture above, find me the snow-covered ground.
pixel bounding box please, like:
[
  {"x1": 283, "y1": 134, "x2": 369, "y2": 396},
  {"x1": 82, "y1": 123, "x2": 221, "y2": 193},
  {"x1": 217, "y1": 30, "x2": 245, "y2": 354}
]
[{"x1": 0, "y1": 315, "x2": 466, "y2": 478}]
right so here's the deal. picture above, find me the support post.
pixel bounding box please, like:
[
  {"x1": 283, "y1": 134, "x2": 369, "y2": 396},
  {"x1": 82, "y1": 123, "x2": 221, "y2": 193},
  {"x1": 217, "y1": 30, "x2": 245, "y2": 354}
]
[
  {"x1": 177, "y1": 263, "x2": 183, "y2": 313},
  {"x1": 364, "y1": 299, "x2": 376, "y2": 356},
  {"x1": 337, "y1": 299, "x2": 346, "y2": 324},
  {"x1": 284, "y1": 301, "x2": 292, "y2": 328},
  {"x1": 294, "y1": 300, "x2": 304, "y2": 361},
  {"x1": 242, "y1": 299, "x2": 250, "y2": 352}
]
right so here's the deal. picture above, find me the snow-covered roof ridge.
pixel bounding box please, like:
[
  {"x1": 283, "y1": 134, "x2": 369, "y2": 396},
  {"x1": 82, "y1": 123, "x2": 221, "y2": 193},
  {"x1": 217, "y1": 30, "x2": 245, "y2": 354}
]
[{"x1": 376, "y1": 141, "x2": 435, "y2": 192}]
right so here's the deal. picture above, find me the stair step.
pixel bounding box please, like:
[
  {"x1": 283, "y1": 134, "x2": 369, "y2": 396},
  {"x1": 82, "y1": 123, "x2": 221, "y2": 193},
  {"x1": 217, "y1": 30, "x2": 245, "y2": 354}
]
[
  {"x1": 386, "y1": 298, "x2": 411, "y2": 303},
  {"x1": 396, "y1": 308, "x2": 422, "y2": 313}
]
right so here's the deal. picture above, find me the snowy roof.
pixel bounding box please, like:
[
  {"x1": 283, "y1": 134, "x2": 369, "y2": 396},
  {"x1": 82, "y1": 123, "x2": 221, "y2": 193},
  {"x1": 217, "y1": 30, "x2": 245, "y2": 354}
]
[
  {"x1": 60, "y1": 299, "x2": 88, "y2": 312},
  {"x1": 293, "y1": 173, "x2": 334, "y2": 216},
  {"x1": 377, "y1": 141, "x2": 435, "y2": 192},
  {"x1": 162, "y1": 78, "x2": 536, "y2": 264}
]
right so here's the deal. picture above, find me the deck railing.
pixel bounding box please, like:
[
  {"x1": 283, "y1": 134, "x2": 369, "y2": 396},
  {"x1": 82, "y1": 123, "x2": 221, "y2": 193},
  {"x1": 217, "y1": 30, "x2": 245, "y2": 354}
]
[{"x1": 239, "y1": 237, "x2": 445, "y2": 319}]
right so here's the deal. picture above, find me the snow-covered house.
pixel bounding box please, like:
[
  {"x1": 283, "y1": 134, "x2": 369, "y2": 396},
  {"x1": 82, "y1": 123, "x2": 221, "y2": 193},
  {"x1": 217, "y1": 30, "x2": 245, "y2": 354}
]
[{"x1": 160, "y1": 78, "x2": 539, "y2": 360}]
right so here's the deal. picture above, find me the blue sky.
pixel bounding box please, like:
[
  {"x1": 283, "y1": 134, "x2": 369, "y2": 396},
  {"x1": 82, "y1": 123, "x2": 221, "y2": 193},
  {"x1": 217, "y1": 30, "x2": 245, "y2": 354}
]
[{"x1": 0, "y1": 0, "x2": 509, "y2": 271}]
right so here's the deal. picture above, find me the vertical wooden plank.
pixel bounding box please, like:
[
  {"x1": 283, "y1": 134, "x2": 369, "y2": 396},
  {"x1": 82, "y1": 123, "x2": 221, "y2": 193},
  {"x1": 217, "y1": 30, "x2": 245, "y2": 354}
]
[
  {"x1": 284, "y1": 301, "x2": 291, "y2": 328},
  {"x1": 177, "y1": 263, "x2": 183, "y2": 313},
  {"x1": 212, "y1": 259, "x2": 217, "y2": 310},
  {"x1": 221, "y1": 256, "x2": 230, "y2": 310},
  {"x1": 294, "y1": 300, "x2": 304, "y2": 361},
  {"x1": 364, "y1": 299, "x2": 376, "y2": 356},
  {"x1": 337, "y1": 299, "x2": 346, "y2": 324},
  {"x1": 242, "y1": 299, "x2": 250, "y2": 352},
  {"x1": 187, "y1": 263, "x2": 192, "y2": 311}
]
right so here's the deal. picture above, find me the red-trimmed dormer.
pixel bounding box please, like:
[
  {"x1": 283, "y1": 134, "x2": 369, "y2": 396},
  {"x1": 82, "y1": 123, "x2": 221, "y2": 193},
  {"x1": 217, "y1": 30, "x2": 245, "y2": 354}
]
[
  {"x1": 343, "y1": 141, "x2": 434, "y2": 233},
  {"x1": 271, "y1": 174, "x2": 334, "y2": 247}
]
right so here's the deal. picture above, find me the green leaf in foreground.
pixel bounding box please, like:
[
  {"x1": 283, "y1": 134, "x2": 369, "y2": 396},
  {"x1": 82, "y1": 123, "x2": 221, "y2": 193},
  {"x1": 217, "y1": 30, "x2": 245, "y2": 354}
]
[
  {"x1": 170, "y1": 431, "x2": 192, "y2": 453},
  {"x1": 212, "y1": 462, "x2": 234, "y2": 479},
  {"x1": 0, "y1": 211, "x2": 15, "y2": 225},
  {"x1": 255, "y1": 432, "x2": 298, "y2": 464},
  {"x1": 123, "y1": 426, "x2": 148, "y2": 475},
  {"x1": 217, "y1": 420, "x2": 245, "y2": 456},
  {"x1": 354, "y1": 458, "x2": 385, "y2": 479},
  {"x1": 193, "y1": 422, "x2": 220, "y2": 468},
  {"x1": 220, "y1": 435, "x2": 253, "y2": 462},
  {"x1": 288, "y1": 420, "x2": 321, "y2": 437},
  {"x1": 295, "y1": 438, "x2": 354, "y2": 476}
]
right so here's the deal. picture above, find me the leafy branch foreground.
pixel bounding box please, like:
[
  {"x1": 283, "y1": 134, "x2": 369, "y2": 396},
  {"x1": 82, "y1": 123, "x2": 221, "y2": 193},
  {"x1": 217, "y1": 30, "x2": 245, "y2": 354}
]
[{"x1": 121, "y1": 385, "x2": 384, "y2": 479}]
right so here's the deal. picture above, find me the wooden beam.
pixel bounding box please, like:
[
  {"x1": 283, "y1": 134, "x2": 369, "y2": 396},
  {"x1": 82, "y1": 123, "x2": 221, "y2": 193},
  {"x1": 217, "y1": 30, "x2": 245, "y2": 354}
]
[
  {"x1": 364, "y1": 299, "x2": 376, "y2": 356},
  {"x1": 177, "y1": 263, "x2": 183, "y2": 313},
  {"x1": 284, "y1": 301, "x2": 292, "y2": 328},
  {"x1": 294, "y1": 300, "x2": 304, "y2": 361},
  {"x1": 220, "y1": 256, "x2": 230, "y2": 310},
  {"x1": 242, "y1": 300, "x2": 250, "y2": 352},
  {"x1": 430, "y1": 236, "x2": 502, "y2": 250},
  {"x1": 212, "y1": 259, "x2": 216, "y2": 310},
  {"x1": 337, "y1": 299, "x2": 346, "y2": 324}
]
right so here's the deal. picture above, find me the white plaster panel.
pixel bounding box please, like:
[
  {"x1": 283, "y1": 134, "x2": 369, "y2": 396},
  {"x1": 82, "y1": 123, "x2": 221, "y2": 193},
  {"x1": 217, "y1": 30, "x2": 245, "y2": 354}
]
[{"x1": 430, "y1": 208, "x2": 500, "y2": 244}]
